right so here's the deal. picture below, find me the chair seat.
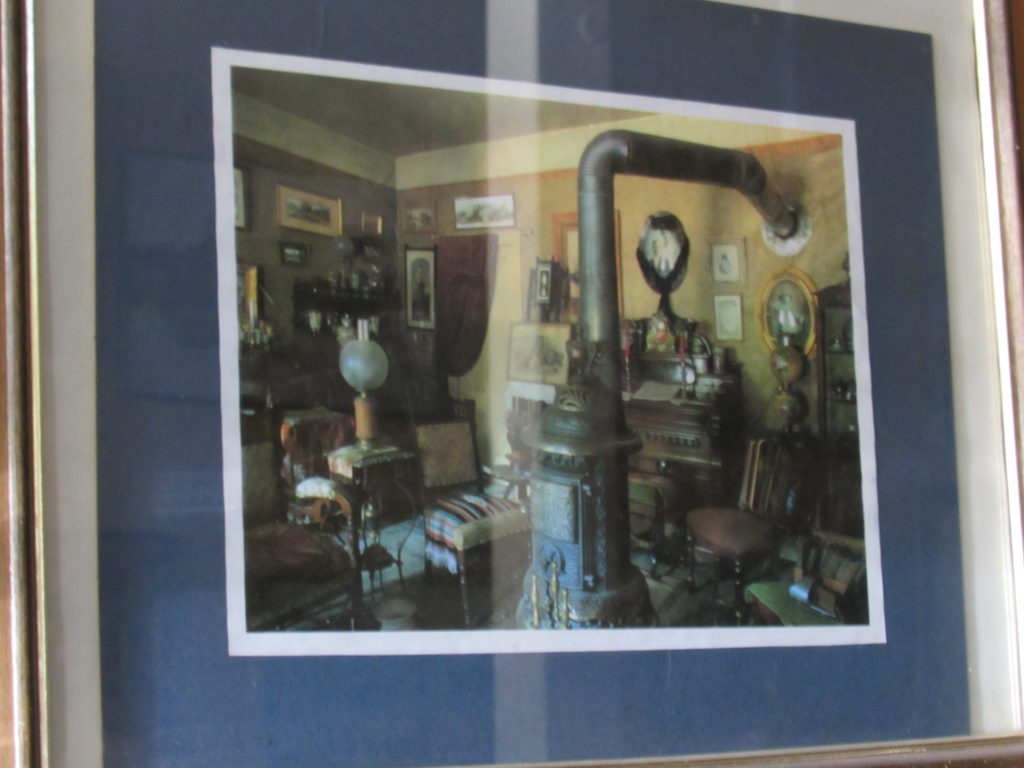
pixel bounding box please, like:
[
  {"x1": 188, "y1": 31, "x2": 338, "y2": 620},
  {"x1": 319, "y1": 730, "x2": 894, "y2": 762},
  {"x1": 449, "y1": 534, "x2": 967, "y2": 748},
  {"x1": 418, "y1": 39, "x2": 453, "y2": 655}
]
[
  {"x1": 687, "y1": 506, "x2": 777, "y2": 561},
  {"x1": 424, "y1": 492, "x2": 528, "y2": 575},
  {"x1": 425, "y1": 492, "x2": 525, "y2": 552}
]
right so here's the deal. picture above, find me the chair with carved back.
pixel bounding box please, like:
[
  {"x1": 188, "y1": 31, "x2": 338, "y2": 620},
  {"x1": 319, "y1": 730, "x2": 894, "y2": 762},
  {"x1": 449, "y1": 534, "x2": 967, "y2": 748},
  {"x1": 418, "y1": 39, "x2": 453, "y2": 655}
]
[
  {"x1": 415, "y1": 401, "x2": 531, "y2": 627},
  {"x1": 686, "y1": 435, "x2": 811, "y2": 623}
]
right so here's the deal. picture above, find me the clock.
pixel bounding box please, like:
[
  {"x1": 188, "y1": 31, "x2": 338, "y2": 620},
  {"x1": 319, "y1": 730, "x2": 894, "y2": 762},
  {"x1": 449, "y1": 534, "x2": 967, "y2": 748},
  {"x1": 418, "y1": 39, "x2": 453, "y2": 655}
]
[{"x1": 636, "y1": 212, "x2": 689, "y2": 308}]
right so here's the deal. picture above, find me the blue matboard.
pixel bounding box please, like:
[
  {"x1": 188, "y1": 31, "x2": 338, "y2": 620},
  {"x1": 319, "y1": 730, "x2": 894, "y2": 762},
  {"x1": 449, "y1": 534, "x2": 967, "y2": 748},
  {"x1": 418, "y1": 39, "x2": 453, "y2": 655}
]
[{"x1": 95, "y1": 1, "x2": 966, "y2": 765}]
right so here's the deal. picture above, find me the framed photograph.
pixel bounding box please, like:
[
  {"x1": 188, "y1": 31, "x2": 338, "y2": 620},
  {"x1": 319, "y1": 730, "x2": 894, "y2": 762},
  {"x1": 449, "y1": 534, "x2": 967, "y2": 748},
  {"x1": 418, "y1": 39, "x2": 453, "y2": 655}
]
[
  {"x1": 278, "y1": 241, "x2": 311, "y2": 267},
  {"x1": 30, "y1": 1, "x2": 1024, "y2": 767},
  {"x1": 535, "y1": 261, "x2": 553, "y2": 304},
  {"x1": 507, "y1": 323, "x2": 571, "y2": 385},
  {"x1": 759, "y1": 268, "x2": 819, "y2": 354},
  {"x1": 233, "y1": 167, "x2": 249, "y2": 229},
  {"x1": 714, "y1": 294, "x2": 743, "y2": 341},
  {"x1": 360, "y1": 211, "x2": 383, "y2": 235},
  {"x1": 405, "y1": 246, "x2": 435, "y2": 329},
  {"x1": 275, "y1": 184, "x2": 342, "y2": 236},
  {"x1": 710, "y1": 239, "x2": 745, "y2": 284},
  {"x1": 454, "y1": 193, "x2": 515, "y2": 229},
  {"x1": 402, "y1": 201, "x2": 436, "y2": 234}
]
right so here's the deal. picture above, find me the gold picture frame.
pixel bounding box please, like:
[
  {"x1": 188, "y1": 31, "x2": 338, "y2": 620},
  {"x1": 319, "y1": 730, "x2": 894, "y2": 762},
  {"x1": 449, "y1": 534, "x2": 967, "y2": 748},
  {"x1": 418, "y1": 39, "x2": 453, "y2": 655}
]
[
  {"x1": 759, "y1": 267, "x2": 819, "y2": 356},
  {"x1": 275, "y1": 184, "x2": 342, "y2": 236}
]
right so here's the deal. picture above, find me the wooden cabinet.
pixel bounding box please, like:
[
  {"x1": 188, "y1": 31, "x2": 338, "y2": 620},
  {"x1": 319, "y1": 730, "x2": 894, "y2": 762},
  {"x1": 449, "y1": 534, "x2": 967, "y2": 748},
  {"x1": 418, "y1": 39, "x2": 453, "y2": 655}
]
[{"x1": 816, "y1": 282, "x2": 863, "y2": 536}]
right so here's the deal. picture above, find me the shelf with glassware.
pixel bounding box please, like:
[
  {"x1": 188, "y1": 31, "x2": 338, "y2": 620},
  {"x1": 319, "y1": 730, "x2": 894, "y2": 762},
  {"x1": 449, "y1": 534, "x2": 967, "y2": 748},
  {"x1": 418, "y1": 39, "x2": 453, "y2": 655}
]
[
  {"x1": 291, "y1": 277, "x2": 400, "y2": 337},
  {"x1": 816, "y1": 280, "x2": 863, "y2": 536}
]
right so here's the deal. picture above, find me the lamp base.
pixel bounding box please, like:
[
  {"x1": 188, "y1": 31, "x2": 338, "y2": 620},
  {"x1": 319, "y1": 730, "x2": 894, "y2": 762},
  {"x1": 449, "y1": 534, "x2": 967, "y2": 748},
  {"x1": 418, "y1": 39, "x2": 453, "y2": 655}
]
[{"x1": 354, "y1": 394, "x2": 377, "y2": 446}]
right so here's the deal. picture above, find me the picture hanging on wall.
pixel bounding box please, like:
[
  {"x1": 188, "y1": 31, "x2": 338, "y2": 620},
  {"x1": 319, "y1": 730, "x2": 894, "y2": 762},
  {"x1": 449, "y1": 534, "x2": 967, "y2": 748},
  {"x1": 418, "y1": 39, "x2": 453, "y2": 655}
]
[
  {"x1": 402, "y1": 201, "x2": 436, "y2": 234},
  {"x1": 76, "y1": 0, "x2": 1000, "y2": 762},
  {"x1": 535, "y1": 261, "x2": 553, "y2": 304},
  {"x1": 709, "y1": 238, "x2": 746, "y2": 285},
  {"x1": 278, "y1": 241, "x2": 311, "y2": 267},
  {"x1": 276, "y1": 184, "x2": 342, "y2": 236},
  {"x1": 760, "y1": 267, "x2": 819, "y2": 354},
  {"x1": 714, "y1": 294, "x2": 743, "y2": 340},
  {"x1": 507, "y1": 322, "x2": 571, "y2": 385},
  {"x1": 405, "y1": 246, "x2": 436, "y2": 330},
  {"x1": 454, "y1": 193, "x2": 515, "y2": 229},
  {"x1": 360, "y1": 212, "x2": 383, "y2": 235},
  {"x1": 214, "y1": 50, "x2": 881, "y2": 660}
]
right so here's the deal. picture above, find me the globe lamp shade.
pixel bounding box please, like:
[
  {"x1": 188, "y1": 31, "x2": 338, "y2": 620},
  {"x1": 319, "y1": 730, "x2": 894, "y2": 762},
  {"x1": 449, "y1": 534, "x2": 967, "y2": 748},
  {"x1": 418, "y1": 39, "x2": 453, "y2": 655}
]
[{"x1": 340, "y1": 338, "x2": 388, "y2": 395}]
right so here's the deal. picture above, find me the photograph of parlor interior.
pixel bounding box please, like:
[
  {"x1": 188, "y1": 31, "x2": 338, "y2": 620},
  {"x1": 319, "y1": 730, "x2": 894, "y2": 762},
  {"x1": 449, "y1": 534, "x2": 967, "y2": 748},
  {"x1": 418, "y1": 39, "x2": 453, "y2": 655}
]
[{"x1": 228, "y1": 64, "x2": 872, "y2": 635}]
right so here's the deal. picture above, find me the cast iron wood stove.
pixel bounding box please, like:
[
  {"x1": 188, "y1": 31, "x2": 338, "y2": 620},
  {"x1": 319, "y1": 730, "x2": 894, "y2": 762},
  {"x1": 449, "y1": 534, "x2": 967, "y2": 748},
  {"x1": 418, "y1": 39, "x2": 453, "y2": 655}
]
[{"x1": 519, "y1": 130, "x2": 801, "y2": 629}]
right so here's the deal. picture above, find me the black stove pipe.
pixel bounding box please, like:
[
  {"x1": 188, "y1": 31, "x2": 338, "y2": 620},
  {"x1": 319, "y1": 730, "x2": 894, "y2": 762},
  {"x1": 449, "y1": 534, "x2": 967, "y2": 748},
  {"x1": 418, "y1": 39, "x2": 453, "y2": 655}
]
[{"x1": 578, "y1": 129, "x2": 798, "y2": 394}]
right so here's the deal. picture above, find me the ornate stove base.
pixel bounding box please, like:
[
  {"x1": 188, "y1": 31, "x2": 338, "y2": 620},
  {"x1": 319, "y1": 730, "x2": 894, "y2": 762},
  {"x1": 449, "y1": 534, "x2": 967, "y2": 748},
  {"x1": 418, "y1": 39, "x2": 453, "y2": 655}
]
[{"x1": 517, "y1": 564, "x2": 655, "y2": 629}]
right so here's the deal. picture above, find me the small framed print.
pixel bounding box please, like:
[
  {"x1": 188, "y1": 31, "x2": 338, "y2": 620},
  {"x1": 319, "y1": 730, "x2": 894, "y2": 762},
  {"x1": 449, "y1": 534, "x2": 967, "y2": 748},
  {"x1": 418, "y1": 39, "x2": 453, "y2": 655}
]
[
  {"x1": 402, "y1": 201, "x2": 436, "y2": 234},
  {"x1": 276, "y1": 184, "x2": 342, "y2": 236},
  {"x1": 535, "y1": 261, "x2": 553, "y2": 304},
  {"x1": 279, "y1": 241, "x2": 311, "y2": 267},
  {"x1": 714, "y1": 294, "x2": 743, "y2": 341},
  {"x1": 710, "y1": 238, "x2": 746, "y2": 284},
  {"x1": 406, "y1": 246, "x2": 436, "y2": 330},
  {"x1": 360, "y1": 212, "x2": 383, "y2": 235}
]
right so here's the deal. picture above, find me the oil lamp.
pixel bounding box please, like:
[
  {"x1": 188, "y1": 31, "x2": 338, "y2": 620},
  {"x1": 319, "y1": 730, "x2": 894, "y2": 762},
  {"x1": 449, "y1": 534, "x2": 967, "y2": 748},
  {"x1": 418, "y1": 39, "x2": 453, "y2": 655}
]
[{"x1": 339, "y1": 318, "x2": 388, "y2": 447}]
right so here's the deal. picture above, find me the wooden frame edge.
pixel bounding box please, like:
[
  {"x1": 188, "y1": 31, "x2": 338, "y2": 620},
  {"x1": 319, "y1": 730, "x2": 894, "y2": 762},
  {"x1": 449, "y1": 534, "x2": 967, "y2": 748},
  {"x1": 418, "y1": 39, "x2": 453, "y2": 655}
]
[{"x1": 3, "y1": 0, "x2": 45, "y2": 765}]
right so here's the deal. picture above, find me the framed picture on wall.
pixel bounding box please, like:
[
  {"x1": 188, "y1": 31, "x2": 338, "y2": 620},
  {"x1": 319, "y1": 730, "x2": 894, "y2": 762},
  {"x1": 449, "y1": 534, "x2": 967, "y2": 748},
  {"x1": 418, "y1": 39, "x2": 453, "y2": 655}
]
[
  {"x1": 714, "y1": 294, "x2": 743, "y2": 341},
  {"x1": 278, "y1": 241, "x2": 311, "y2": 267},
  {"x1": 360, "y1": 212, "x2": 383, "y2": 235},
  {"x1": 759, "y1": 267, "x2": 819, "y2": 354},
  {"x1": 36, "y1": 1, "x2": 1024, "y2": 767},
  {"x1": 507, "y1": 323, "x2": 572, "y2": 385},
  {"x1": 454, "y1": 193, "x2": 515, "y2": 229},
  {"x1": 402, "y1": 201, "x2": 436, "y2": 234},
  {"x1": 405, "y1": 246, "x2": 436, "y2": 330},
  {"x1": 535, "y1": 261, "x2": 553, "y2": 304},
  {"x1": 709, "y1": 238, "x2": 746, "y2": 285},
  {"x1": 276, "y1": 184, "x2": 342, "y2": 236}
]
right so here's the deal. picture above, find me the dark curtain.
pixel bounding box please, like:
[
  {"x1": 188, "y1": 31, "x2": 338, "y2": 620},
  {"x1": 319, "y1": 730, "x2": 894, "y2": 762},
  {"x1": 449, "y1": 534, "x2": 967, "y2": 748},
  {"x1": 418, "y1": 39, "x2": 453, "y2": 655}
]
[{"x1": 435, "y1": 234, "x2": 497, "y2": 377}]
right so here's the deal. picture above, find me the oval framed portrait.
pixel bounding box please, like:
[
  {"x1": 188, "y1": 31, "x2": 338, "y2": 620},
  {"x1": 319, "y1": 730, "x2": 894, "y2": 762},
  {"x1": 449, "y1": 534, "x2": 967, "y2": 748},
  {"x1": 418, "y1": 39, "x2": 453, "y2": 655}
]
[{"x1": 759, "y1": 267, "x2": 819, "y2": 354}]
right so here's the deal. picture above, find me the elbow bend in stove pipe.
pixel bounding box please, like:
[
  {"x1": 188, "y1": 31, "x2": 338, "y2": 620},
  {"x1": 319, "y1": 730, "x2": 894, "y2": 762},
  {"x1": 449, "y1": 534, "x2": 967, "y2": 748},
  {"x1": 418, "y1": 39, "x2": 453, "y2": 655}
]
[
  {"x1": 577, "y1": 130, "x2": 798, "y2": 389},
  {"x1": 579, "y1": 129, "x2": 795, "y2": 232}
]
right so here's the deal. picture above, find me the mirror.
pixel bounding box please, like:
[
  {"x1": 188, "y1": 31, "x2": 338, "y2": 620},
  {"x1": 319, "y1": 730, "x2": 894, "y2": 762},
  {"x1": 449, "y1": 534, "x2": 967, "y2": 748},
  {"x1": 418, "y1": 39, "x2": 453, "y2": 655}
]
[
  {"x1": 635, "y1": 212, "x2": 689, "y2": 311},
  {"x1": 759, "y1": 267, "x2": 818, "y2": 354}
]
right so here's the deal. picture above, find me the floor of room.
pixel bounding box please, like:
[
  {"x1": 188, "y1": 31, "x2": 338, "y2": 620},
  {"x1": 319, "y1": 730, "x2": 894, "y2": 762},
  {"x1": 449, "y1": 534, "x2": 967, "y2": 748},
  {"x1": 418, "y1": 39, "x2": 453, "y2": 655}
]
[{"x1": 247, "y1": 514, "x2": 755, "y2": 633}]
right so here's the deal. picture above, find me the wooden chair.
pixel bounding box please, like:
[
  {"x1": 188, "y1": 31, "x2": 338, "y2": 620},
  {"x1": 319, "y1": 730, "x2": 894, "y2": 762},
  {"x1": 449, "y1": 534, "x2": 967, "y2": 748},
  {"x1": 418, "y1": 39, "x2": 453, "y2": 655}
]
[
  {"x1": 686, "y1": 436, "x2": 810, "y2": 623},
  {"x1": 415, "y1": 417, "x2": 531, "y2": 627}
]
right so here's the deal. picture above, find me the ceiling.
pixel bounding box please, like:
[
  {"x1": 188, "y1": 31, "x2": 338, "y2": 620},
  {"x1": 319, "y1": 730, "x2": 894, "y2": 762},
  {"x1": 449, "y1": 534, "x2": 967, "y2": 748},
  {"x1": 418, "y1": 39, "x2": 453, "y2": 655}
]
[{"x1": 232, "y1": 67, "x2": 654, "y2": 157}]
